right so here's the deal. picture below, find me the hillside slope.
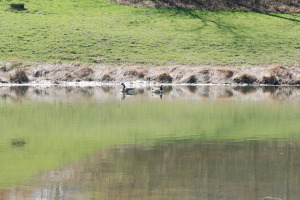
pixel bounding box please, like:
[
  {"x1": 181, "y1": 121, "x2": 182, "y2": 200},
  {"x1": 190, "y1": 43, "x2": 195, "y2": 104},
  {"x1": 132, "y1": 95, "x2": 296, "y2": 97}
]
[{"x1": 0, "y1": 0, "x2": 299, "y2": 66}]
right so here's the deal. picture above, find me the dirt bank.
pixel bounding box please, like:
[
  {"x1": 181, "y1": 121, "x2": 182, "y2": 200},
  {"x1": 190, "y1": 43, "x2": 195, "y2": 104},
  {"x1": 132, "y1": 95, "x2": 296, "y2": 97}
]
[{"x1": 0, "y1": 62, "x2": 299, "y2": 86}]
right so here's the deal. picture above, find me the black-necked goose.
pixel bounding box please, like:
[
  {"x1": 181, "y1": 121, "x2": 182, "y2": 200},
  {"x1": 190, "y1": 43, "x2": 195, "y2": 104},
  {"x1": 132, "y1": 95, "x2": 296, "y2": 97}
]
[
  {"x1": 152, "y1": 85, "x2": 164, "y2": 94},
  {"x1": 121, "y1": 83, "x2": 135, "y2": 94}
]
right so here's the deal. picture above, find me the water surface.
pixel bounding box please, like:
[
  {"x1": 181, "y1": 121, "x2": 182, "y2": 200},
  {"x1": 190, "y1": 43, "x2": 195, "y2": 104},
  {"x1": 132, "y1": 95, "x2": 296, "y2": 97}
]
[{"x1": 0, "y1": 85, "x2": 299, "y2": 200}]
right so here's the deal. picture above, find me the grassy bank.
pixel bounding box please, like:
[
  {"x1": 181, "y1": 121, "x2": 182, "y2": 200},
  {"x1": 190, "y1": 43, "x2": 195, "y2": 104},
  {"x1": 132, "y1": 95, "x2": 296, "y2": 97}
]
[{"x1": 0, "y1": 0, "x2": 299, "y2": 66}]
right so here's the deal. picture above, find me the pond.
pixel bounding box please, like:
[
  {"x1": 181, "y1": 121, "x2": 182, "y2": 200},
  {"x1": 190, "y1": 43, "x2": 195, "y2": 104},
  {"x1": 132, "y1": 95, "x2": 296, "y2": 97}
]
[{"x1": 0, "y1": 85, "x2": 299, "y2": 200}]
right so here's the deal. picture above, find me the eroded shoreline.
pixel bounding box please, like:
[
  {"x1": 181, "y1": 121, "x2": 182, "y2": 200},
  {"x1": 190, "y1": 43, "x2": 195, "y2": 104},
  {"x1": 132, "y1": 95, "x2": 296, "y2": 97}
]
[{"x1": 0, "y1": 62, "x2": 299, "y2": 86}]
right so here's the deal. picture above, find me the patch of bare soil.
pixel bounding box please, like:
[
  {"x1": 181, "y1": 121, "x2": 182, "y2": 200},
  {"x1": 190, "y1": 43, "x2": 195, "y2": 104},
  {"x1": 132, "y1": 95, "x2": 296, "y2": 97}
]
[{"x1": 0, "y1": 62, "x2": 299, "y2": 85}]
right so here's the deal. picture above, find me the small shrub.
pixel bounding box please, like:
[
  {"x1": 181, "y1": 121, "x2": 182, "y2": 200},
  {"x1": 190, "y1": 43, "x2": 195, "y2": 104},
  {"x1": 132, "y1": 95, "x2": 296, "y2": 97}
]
[
  {"x1": 262, "y1": 74, "x2": 279, "y2": 85},
  {"x1": 10, "y1": 3, "x2": 25, "y2": 10},
  {"x1": 10, "y1": 69, "x2": 29, "y2": 83},
  {"x1": 269, "y1": 65, "x2": 284, "y2": 74},
  {"x1": 124, "y1": 69, "x2": 145, "y2": 78},
  {"x1": 34, "y1": 70, "x2": 49, "y2": 77},
  {"x1": 199, "y1": 68, "x2": 210, "y2": 74},
  {"x1": 233, "y1": 73, "x2": 257, "y2": 84},
  {"x1": 72, "y1": 62, "x2": 81, "y2": 67},
  {"x1": 77, "y1": 66, "x2": 94, "y2": 78},
  {"x1": 291, "y1": 75, "x2": 300, "y2": 85},
  {"x1": 269, "y1": 66, "x2": 292, "y2": 81},
  {"x1": 101, "y1": 73, "x2": 114, "y2": 82},
  {"x1": 185, "y1": 75, "x2": 197, "y2": 83},
  {"x1": 157, "y1": 72, "x2": 173, "y2": 83},
  {"x1": 8, "y1": 59, "x2": 23, "y2": 70},
  {"x1": 55, "y1": 60, "x2": 62, "y2": 65},
  {"x1": 216, "y1": 67, "x2": 234, "y2": 78},
  {"x1": 62, "y1": 73, "x2": 74, "y2": 81},
  {"x1": 0, "y1": 66, "x2": 7, "y2": 72}
]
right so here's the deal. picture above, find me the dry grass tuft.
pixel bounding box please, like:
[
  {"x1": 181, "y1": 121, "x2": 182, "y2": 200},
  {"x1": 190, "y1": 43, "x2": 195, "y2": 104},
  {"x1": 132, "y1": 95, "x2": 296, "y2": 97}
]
[
  {"x1": 77, "y1": 66, "x2": 94, "y2": 78},
  {"x1": 157, "y1": 72, "x2": 173, "y2": 83},
  {"x1": 216, "y1": 67, "x2": 235, "y2": 78},
  {"x1": 291, "y1": 75, "x2": 300, "y2": 85},
  {"x1": 101, "y1": 73, "x2": 114, "y2": 82},
  {"x1": 233, "y1": 73, "x2": 257, "y2": 84},
  {"x1": 34, "y1": 70, "x2": 49, "y2": 77},
  {"x1": 199, "y1": 68, "x2": 210, "y2": 74},
  {"x1": 0, "y1": 66, "x2": 7, "y2": 72},
  {"x1": 124, "y1": 69, "x2": 145, "y2": 78},
  {"x1": 55, "y1": 60, "x2": 63, "y2": 65},
  {"x1": 269, "y1": 65, "x2": 284, "y2": 74},
  {"x1": 8, "y1": 60, "x2": 23, "y2": 70},
  {"x1": 184, "y1": 75, "x2": 198, "y2": 83},
  {"x1": 10, "y1": 69, "x2": 30, "y2": 83},
  {"x1": 262, "y1": 73, "x2": 279, "y2": 85},
  {"x1": 72, "y1": 62, "x2": 81, "y2": 67}
]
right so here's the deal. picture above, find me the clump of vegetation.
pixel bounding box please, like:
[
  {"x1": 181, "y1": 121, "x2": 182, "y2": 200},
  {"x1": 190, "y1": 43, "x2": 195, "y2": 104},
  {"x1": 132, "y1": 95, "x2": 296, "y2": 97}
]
[
  {"x1": 10, "y1": 68, "x2": 29, "y2": 83},
  {"x1": 197, "y1": 68, "x2": 210, "y2": 83},
  {"x1": 10, "y1": 3, "x2": 25, "y2": 10},
  {"x1": 262, "y1": 73, "x2": 279, "y2": 85},
  {"x1": 199, "y1": 68, "x2": 210, "y2": 74},
  {"x1": 34, "y1": 70, "x2": 49, "y2": 77},
  {"x1": 0, "y1": 66, "x2": 7, "y2": 72},
  {"x1": 76, "y1": 66, "x2": 94, "y2": 78},
  {"x1": 291, "y1": 75, "x2": 300, "y2": 85},
  {"x1": 182, "y1": 75, "x2": 197, "y2": 83},
  {"x1": 101, "y1": 73, "x2": 114, "y2": 82},
  {"x1": 216, "y1": 68, "x2": 235, "y2": 78},
  {"x1": 72, "y1": 62, "x2": 81, "y2": 67},
  {"x1": 124, "y1": 69, "x2": 145, "y2": 78},
  {"x1": 157, "y1": 72, "x2": 173, "y2": 83},
  {"x1": 61, "y1": 73, "x2": 74, "y2": 81},
  {"x1": 233, "y1": 73, "x2": 257, "y2": 84},
  {"x1": 269, "y1": 66, "x2": 292, "y2": 84},
  {"x1": 7, "y1": 60, "x2": 23, "y2": 71}
]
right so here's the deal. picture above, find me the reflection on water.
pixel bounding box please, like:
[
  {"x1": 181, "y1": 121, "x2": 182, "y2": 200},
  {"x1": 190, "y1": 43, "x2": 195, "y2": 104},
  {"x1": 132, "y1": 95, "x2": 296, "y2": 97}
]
[
  {"x1": 2, "y1": 141, "x2": 300, "y2": 200},
  {"x1": 0, "y1": 85, "x2": 299, "y2": 200},
  {"x1": 0, "y1": 85, "x2": 299, "y2": 103}
]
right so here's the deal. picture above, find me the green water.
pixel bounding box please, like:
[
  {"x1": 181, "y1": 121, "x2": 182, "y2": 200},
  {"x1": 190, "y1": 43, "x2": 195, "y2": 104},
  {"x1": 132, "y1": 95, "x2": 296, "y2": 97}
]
[{"x1": 0, "y1": 86, "x2": 299, "y2": 199}]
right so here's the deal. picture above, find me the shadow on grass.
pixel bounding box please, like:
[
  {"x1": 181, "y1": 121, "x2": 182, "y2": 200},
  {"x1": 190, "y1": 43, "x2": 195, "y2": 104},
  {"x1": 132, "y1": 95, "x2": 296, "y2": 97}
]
[
  {"x1": 161, "y1": 7, "x2": 246, "y2": 39},
  {"x1": 263, "y1": 13, "x2": 300, "y2": 23}
]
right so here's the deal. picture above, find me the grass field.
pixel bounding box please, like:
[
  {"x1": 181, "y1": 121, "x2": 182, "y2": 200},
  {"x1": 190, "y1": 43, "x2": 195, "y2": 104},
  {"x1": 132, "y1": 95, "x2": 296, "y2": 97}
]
[{"x1": 0, "y1": 0, "x2": 299, "y2": 66}]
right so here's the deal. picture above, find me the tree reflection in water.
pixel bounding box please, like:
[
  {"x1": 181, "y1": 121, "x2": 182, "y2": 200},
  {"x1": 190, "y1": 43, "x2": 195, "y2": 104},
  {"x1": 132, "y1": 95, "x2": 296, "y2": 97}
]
[{"x1": 1, "y1": 140, "x2": 300, "y2": 200}]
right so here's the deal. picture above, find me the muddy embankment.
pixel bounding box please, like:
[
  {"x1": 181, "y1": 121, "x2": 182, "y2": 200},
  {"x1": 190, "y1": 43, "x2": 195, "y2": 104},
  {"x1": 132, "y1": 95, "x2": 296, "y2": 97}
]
[{"x1": 0, "y1": 62, "x2": 299, "y2": 86}]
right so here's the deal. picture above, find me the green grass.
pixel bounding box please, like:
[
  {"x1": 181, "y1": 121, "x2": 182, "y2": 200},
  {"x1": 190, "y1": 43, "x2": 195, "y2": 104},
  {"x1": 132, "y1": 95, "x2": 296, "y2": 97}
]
[
  {"x1": 0, "y1": 99, "x2": 300, "y2": 187},
  {"x1": 0, "y1": 0, "x2": 299, "y2": 66}
]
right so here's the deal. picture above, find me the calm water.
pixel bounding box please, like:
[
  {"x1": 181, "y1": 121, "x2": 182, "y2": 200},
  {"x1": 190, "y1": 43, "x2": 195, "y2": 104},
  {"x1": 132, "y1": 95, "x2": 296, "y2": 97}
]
[{"x1": 0, "y1": 85, "x2": 300, "y2": 200}]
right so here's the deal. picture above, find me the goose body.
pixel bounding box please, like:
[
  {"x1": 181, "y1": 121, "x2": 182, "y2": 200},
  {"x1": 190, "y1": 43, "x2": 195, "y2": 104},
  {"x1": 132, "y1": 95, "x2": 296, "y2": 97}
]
[
  {"x1": 121, "y1": 83, "x2": 135, "y2": 94},
  {"x1": 152, "y1": 85, "x2": 164, "y2": 94}
]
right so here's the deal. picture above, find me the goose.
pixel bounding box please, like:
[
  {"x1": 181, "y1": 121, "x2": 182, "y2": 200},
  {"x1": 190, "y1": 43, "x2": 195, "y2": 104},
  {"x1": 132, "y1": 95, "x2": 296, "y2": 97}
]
[
  {"x1": 152, "y1": 85, "x2": 164, "y2": 94},
  {"x1": 121, "y1": 83, "x2": 135, "y2": 94}
]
